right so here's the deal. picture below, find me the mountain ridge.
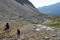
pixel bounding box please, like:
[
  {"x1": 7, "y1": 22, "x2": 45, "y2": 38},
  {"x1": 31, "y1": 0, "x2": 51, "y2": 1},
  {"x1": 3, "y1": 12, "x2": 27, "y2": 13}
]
[{"x1": 38, "y1": 2, "x2": 60, "y2": 16}]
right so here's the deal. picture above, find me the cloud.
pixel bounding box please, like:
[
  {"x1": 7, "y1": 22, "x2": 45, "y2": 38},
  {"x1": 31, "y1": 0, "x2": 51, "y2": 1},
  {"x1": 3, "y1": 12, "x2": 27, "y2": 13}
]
[{"x1": 29, "y1": 0, "x2": 60, "y2": 8}]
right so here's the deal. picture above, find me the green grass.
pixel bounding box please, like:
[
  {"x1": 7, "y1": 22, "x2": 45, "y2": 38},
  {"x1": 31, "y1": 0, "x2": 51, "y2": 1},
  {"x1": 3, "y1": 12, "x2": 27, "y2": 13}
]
[
  {"x1": 46, "y1": 22, "x2": 60, "y2": 26},
  {"x1": 44, "y1": 16, "x2": 60, "y2": 28}
]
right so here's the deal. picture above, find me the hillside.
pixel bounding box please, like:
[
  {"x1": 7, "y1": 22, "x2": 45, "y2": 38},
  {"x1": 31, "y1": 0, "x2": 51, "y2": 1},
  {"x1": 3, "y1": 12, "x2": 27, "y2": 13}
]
[
  {"x1": 38, "y1": 2, "x2": 60, "y2": 16},
  {"x1": 0, "y1": 0, "x2": 47, "y2": 24},
  {"x1": 0, "y1": 21, "x2": 60, "y2": 40},
  {"x1": 0, "y1": 0, "x2": 60, "y2": 40}
]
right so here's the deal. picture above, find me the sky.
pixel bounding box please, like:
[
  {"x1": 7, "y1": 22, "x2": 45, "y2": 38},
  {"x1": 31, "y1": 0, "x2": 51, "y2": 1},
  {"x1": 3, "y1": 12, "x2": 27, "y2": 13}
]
[{"x1": 29, "y1": 0, "x2": 60, "y2": 8}]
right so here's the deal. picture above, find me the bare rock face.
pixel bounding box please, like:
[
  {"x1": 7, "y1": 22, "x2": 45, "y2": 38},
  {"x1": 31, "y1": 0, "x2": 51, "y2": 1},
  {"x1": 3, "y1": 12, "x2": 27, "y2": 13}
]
[{"x1": 0, "y1": 0, "x2": 47, "y2": 23}]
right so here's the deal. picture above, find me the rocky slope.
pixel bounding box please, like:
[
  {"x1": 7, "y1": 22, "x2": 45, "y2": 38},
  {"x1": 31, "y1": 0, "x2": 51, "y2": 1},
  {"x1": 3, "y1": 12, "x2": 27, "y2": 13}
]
[
  {"x1": 0, "y1": 0, "x2": 60, "y2": 40},
  {"x1": 0, "y1": 0, "x2": 47, "y2": 23},
  {"x1": 0, "y1": 21, "x2": 60, "y2": 40}
]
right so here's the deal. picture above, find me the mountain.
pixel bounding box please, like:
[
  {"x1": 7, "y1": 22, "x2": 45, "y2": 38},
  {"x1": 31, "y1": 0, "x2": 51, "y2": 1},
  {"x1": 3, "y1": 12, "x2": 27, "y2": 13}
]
[
  {"x1": 0, "y1": 0, "x2": 47, "y2": 24},
  {"x1": 0, "y1": 0, "x2": 60, "y2": 40},
  {"x1": 38, "y1": 2, "x2": 60, "y2": 16}
]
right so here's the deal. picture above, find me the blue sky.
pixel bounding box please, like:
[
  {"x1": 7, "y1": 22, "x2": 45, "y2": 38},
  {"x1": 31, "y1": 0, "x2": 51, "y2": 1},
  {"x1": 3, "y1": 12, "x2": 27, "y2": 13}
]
[{"x1": 29, "y1": 0, "x2": 60, "y2": 8}]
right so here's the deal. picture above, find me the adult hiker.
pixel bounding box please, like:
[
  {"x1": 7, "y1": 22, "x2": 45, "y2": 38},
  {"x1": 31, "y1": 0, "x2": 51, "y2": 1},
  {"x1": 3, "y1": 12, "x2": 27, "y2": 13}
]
[
  {"x1": 17, "y1": 29, "x2": 21, "y2": 40},
  {"x1": 4, "y1": 23, "x2": 10, "y2": 30},
  {"x1": 17, "y1": 29, "x2": 20, "y2": 36}
]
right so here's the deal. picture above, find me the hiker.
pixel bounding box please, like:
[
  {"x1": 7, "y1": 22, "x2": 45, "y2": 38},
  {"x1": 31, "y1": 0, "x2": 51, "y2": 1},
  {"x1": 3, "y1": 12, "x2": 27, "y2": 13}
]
[
  {"x1": 4, "y1": 23, "x2": 10, "y2": 30},
  {"x1": 17, "y1": 29, "x2": 20, "y2": 36},
  {"x1": 17, "y1": 29, "x2": 21, "y2": 40}
]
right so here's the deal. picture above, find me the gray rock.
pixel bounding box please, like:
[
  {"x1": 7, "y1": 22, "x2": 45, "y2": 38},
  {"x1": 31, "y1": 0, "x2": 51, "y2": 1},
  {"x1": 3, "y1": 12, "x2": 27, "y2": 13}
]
[{"x1": 0, "y1": 0, "x2": 47, "y2": 23}]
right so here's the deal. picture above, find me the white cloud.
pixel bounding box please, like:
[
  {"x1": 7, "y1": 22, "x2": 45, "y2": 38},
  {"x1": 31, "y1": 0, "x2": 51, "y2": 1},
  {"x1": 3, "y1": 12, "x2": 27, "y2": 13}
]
[{"x1": 29, "y1": 0, "x2": 60, "y2": 8}]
